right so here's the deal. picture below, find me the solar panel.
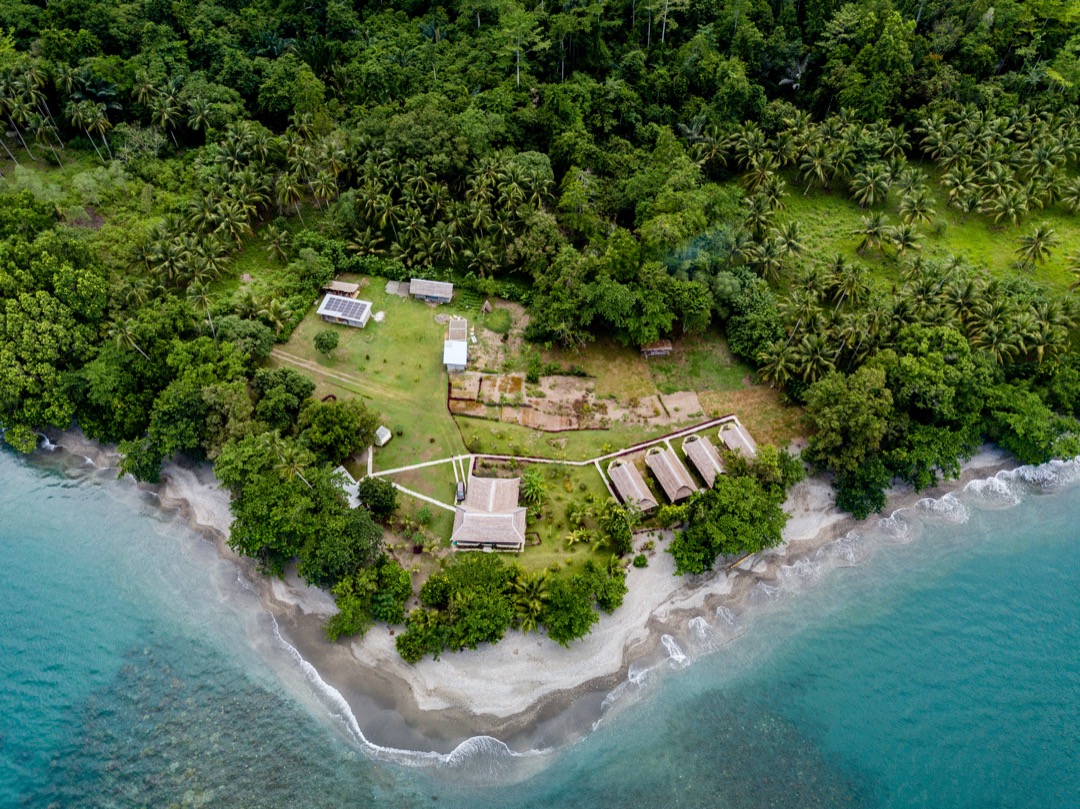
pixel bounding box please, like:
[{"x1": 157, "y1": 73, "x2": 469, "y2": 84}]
[{"x1": 319, "y1": 294, "x2": 370, "y2": 322}]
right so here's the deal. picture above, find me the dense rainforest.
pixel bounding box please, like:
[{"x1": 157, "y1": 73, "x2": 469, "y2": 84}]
[{"x1": 0, "y1": 0, "x2": 1078, "y2": 656}]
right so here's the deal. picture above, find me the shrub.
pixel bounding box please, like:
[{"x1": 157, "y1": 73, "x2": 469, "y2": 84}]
[{"x1": 633, "y1": 554, "x2": 648, "y2": 568}]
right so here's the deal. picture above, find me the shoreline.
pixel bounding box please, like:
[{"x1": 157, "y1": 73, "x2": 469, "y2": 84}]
[{"x1": 39, "y1": 428, "x2": 1018, "y2": 755}]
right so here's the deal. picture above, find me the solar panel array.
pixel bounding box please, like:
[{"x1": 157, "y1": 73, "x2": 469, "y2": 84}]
[{"x1": 319, "y1": 294, "x2": 370, "y2": 322}]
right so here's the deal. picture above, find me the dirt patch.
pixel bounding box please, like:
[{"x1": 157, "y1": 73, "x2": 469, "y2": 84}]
[
  {"x1": 469, "y1": 302, "x2": 528, "y2": 372},
  {"x1": 449, "y1": 399, "x2": 488, "y2": 417},
  {"x1": 449, "y1": 372, "x2": 484, "y2": 401},
  {"x1": 659, "y1": 391, "x2": 703, "y2": 419}
]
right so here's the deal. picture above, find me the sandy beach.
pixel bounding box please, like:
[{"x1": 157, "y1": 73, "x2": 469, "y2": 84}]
[{"x1": 42, "y1": 427, "x2": 1017, "y2": 753}]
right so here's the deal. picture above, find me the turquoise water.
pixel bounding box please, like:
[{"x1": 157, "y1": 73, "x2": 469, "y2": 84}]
[{"x1": 1, "y1": 448, "x2": 1077, "y2": 807}]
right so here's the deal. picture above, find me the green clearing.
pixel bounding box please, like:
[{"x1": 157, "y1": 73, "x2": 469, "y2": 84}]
[
  {"x1": 384, "y1": 462, "x2": 460, "y2": 506},
  {"x1": 456, "y1": 414, "x2": 703, "y2": 461},
  {"x1": 646, "y1": 332, "x2": 751, "y2": 395},
  {"x1": 269, "y1": 279, "x2": 469, "y2": 470},
  {"x1": 775, "y1": 171, "x2": 1080, "y2": 292}
]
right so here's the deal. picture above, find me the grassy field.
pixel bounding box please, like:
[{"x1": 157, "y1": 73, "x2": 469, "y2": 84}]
[
  {"x1": 269, "y1": 278, "x2": 470, "y2": 470},
  {"x1": 776, "y1": 170, "x2": 1080, "y2": 293}
]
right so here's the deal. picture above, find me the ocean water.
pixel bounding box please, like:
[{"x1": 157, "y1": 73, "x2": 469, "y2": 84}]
[{"x1": 1, "y1": 448, "x2": 1077, "y2": 808}]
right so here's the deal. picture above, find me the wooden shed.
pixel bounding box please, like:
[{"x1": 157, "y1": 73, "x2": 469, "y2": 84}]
[
  {"x1": 641, "y1": 340, "x2": 673, "y2": 358},
  {"x1": 645, "y1": 447, "x2": 698, "y2": 502},
  {"x1": 322, "y1": 280, "x2": 360, "y2": 297}
]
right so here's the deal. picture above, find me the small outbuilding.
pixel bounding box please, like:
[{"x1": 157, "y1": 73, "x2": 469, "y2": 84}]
[
  {"x1": 322, "y1": 280, "x2": 361, "y2": 297},
  {"x1": 447, "y1": 317, "x2": 468, "y2": 341},
  {"x1": 410, "y1": 278, "x2": 454, "y2": 304},
  {"x1": 607, "y1": 459, "x2": 659, "y2": 513},
  {"x1": 645, "y1": 447, "x2": 698, "y2": 503},
  {"x1": 374, "y1": 426, "x2": 393, "y2": 447},
  {"x1": 317, "y1": 293, "x2": 372, "y2": 328},
  {"x1": 641, "y1": 340, "x2": 674, "y2": 358},
  {"x1": 719, "y1": 421, "x2": 758, "y2": 458},
  {"x1": 444, "y1": 340, "x2": 468, "y2": 372},
  {"x1": 682, "y1": 435, "x2": 725, "y2": 488}
]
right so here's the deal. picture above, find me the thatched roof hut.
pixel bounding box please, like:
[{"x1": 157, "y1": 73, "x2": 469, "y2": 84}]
[
  {"x1": 607, "y1": 459, "x2": 658, "y2": 512},
  {"x1": 451, "y1": 476, "x2": 526, "y2": 551},
  {"x1": 645, "y1": 447, "x2": 698, "y2": 503},
  {"x1": 682, "y1": 435, "x2": 725, "y2": 488},
  {"x1": 719, "y1": 421, "x2": 758, "y2": 458}
]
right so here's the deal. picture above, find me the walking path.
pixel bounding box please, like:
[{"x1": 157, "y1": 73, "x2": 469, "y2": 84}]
[{"x1": 369, "y1": 415, "x2": 742, "y2": 510}]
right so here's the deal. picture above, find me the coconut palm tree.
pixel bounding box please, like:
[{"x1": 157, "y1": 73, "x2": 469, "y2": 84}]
[
  {"x1": 258, "y1": 298, "x2": 293, "y2": 336},
  {"x1": 1015, "y1": 222, "x2": 1058, "y2": 270},
  {"x1": 899, "y1": 187, "x2": 936, "y2": 225},
  {"x1": 187, "y1": 284, "x2": 217, "y2": 338},
  {"x1": 107, "y1": 319, "x2": 150, "y2": 361},
  {"x1": 793, "y1": 332, "x2": 835, "y2": 383},
  {"x1": 798, "y1": 142, "x2": 831, "y2": 194},
  {"x1": 773, "y1": 220, "x2": 803, "y2": 257},
  {"x1": 889, "y1": 223, "x2": 922, "y2": 257},
  {"x1": 756, "y1": 339, "x2": 797, "y2": 388},
  {"x1": 513, "y1": 570, "x2": 549, "y2": 634},
  {"x1": 849, "y1": 163, "x2": 891, "y2": 208},
  {"x1": 980, "y1": 185, "x2": 1029, "y2": 226},
  {"x1": 851, "y1": 212, "x2": 890, "y2": 255}
]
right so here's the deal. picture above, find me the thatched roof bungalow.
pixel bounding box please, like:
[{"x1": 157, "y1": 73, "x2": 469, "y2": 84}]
[
  {"x1": 719, "y1": 421, "x2": 758, "y2": 458},
  {"x1": 645, "y1": 447, "x2": 698, "y2": 503},
  {"x1": 682, "y1": 435, "x2": 725, "y2": 488},
  {"x1": 451, "y1": 475, "x2": 526, "y2": 551},
  {"x1": 607, "y1": 459, "x2": 658, "y2": 513}
]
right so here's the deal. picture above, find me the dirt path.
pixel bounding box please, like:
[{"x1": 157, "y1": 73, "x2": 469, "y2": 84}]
[{"x1": 270, "y1": 348, "x2": 406, "y2": 402}]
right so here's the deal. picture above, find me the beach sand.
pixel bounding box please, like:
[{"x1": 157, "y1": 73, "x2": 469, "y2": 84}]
[{"x1": 43, "y1": 427, "x2": 1017, "y2": 753}]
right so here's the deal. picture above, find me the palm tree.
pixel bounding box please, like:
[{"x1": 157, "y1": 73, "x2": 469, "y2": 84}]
[
  {"x1": 276, "y1": 173, "x2": 305, "y2": 224},
  {"x1": 513, "y1": 570, "x2": 549, "y2": 634},
  {"x1": 264, "y1": 224, "x2": 290, "y2": 263},
  {"x1": 187, "y1": 284, "x2": 217, "y2": 338},
  {"x1": 213, "y1": 197, "x2": 253, "y2": 246},
  {"x1": 890, "y1": 223, "x2": 922, "y2": 257},
  {"x1": 520, "y1": 467, "x2": 547, "y2": 507},
  {"x1": 798, "y1": 142, "x2": 830, "y2": 194},
  {"x1": 899, "y1": 187, "x2": 936, "y2": 225},
  {"x1": 1015, "y1": 223, "x2": 1058, "y2": 270},
  {"x1": 260, "y1": 432, "x2": 314, "y2": 489},
  {"x1": 793, "y1": 332, "x2": 835, "y2": 383},
  {"x1": 980, "y1": 185, "x2": 1029, "y2": 226},
  {"x1": 151, "y1": 90, "x2": 182, "y2": 146},
  {"x1": 107, "y1": 319, "x2": 150, "y2": 361},
  {"x1": 773, "y1": 221, "x2": 803, "y2": 257},
  {"x1": 66, "y1": 100, "x2": 104, "y2": 165},
  {"x1": 187, "y1": 96, "x2": 211, "y2": 136},
  {"x1": 756, "y1": 340, "x2": 797, "y2": 388},
  {"x1": 849, "y1": 163, "x2": 891, "y2": 208},
  {"x1": 258, "y1": 298, "x2": 293, "y2": 336},
  {"x1": 851, "y1": 212, "x2": 890, "y2": 255}
]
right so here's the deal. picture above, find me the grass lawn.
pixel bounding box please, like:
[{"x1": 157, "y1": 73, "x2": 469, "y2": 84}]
[
  {"x1": 456, "y1": 414, "x2": 707, "y2": 461},
  {"x1": 385, "y1": 462, "x2": 460, "y2": 507},
  {"x1": 646, "y1": 331, "x2": 752, "y2": 394},
  {"x1": 776, "y1": 170, "x2": 1080, "y2": 293},
  {"x1": 269, "y1": 277, "x2": 470, "y2": 470},
  {"x1": 698, "y1": 387, "x2": 805, "y2": 449}
]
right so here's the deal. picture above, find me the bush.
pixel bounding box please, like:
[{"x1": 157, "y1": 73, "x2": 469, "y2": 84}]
[
  {"x1": 633, "y1": 554, "x2": 648, "y2": 568},
  {"x1": 314, "y1": 329, "x2": 339, "y2": 357},
  {"x1": 357, "y1": 476, "x2": 399, "y2": 521}
]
